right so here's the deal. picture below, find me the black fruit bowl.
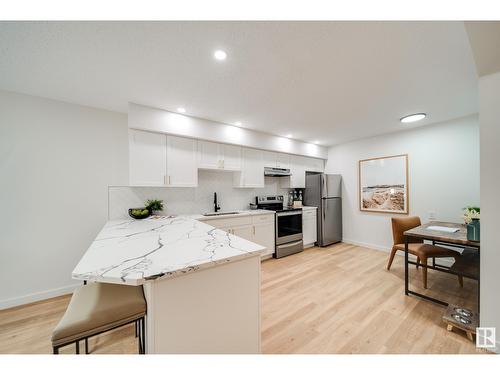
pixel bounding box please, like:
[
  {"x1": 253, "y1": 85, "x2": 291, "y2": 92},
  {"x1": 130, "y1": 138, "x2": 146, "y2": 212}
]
[{"x1": 128, "y1": 207, "x2": 152, "y2": 220}]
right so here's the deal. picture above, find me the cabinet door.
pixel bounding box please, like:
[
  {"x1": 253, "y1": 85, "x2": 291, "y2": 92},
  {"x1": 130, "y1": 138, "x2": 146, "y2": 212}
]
[
  {"x1": 304, "y1": 157, "x2": 324, "y2": 172},
  {"x1": 291, "y1": 155, "x2": 306, "y2": 188},
  {"x1": 231, "y1": 225, "x2": 254, "y2": 242},
  {"x1": 253, "y1": 223, "x2": 275, "y2": 256},
  {"x1": 263, "y1": 151, "x2": 278, "y2": 168},
  {"x1": 129, "y1": 129, "x2": 166, "y2": 186},
  {"x1": 303, "y1": 217, "x2": 316, "y2": 246},
  {"x1": 222, "y1": 144, "x2": 242, "y2": 171},
  {"x1": 313, "y1": 158, "x2": 324, "y2": 172},
  {"x1": 198, "y1": 140, "x2": 221, "y2": 169},
  {"x1": 166, "y1": 136, "x2": 198, "y2": 187},
  {"x1": 276, "y1": 153, "x2": 290, "y2": 169},
  {"x1": 235, "y1": 148, "x2": 264, "y2": 187}
]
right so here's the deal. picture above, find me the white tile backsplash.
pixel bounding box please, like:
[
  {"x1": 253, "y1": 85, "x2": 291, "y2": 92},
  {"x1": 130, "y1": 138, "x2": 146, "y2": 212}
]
[{"x1": 109, "y1": 170, "x2": 289, "y2": 220}]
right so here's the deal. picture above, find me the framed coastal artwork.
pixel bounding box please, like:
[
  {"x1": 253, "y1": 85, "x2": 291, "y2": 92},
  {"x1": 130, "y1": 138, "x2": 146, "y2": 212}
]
[{"x1": 358, "y1": 154, "x2": 408, "y2": 214}]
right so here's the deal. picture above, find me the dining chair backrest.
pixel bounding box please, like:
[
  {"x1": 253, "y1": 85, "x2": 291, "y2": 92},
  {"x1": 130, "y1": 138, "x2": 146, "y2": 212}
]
[{"x1": 391, "y1": 216, "x2": 423, "y2": 245}]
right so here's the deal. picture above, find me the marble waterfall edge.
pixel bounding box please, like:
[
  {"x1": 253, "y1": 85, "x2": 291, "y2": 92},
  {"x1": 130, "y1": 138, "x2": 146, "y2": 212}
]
[{"x1": 72, "y1": 216, "x2": 265, "y2": 285}]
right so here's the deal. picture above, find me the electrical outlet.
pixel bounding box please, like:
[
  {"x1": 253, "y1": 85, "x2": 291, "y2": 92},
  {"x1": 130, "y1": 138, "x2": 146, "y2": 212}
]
[{"x1": 428, "y1": 211, "x2": 436, "y2": 220}]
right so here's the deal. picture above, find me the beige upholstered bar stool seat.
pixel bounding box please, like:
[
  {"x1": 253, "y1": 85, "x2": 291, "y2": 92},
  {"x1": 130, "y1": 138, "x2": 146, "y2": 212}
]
[{"x1": 51, "y1": 282, "x2": 147, "y2": 354}]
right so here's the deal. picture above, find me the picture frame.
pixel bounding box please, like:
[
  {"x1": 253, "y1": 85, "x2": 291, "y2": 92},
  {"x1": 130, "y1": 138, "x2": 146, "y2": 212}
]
[{"x1": 358, "y1": 154, "x2": 409, "y2": 214}]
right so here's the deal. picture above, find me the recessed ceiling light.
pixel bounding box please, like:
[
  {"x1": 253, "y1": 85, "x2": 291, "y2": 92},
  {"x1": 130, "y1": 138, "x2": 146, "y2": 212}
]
[
  {"x1": 177, "y1": 107, "x2": 186, "y2": 114},
  {"x1": 234, "y1": 121, "x2": 242, "y2": 126},
  {"x1": 313, "y1": 141, "x2": 319, "y2": 145},
  {"x1": 400, "y1": 113, "x2": 426, "y2": 123},
  {"x1": 285, "y1": 134, "x2": 293, "y2": 138},
  {"x1": 214, "y1": 50, "x2": 227, "y2": 61}
]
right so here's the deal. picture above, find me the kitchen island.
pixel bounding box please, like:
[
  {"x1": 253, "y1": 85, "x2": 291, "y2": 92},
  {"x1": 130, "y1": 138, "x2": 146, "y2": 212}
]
[{"x1": 72, "y1": 215, "x2": 265, "y2": 353}]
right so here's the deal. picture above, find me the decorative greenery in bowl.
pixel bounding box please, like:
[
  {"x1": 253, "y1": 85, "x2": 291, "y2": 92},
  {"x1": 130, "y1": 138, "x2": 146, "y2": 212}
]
[
  {"x1": 462, "y1": 206, "x2": 480, "y2": 224},
  {"x1": 128, "y1": 207, "x2": 151, "y2": 220},
  {"x1": 145, "y1": 199, "x2": 164, "y2": 213},
  {"x1": 128, "y1": 199, "x2": 164, "y2": 220}
]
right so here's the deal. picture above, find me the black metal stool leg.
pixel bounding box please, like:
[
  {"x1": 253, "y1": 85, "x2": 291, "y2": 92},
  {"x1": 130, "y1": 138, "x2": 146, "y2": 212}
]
[
  {"x1": 76, "y1": 340, "x2": 80, "y2": 354},
  {"x1": 135, "y1": 320, "x2": 138, "y2": 337},
  {"x1": 137, "y1": 319, "x2": 143, "y2": 354},
  {"x1": 53, "y1": 346, "x2": 59, "y2": 354},
  {"x1": 85, "y1": 338, "x2": 89, "y2": 354},
  {"x1": 141, "y1": 317, "x2": 146, "y2": 354}
]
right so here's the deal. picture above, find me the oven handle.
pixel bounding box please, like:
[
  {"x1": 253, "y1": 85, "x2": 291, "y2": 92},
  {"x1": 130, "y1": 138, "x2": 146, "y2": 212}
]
[
  {"x1": 277, "y1": 239, "x2": 303, "y2": 249},
  {"x1": 276, "y1": 211, "x2": 302, "y2": 217}
]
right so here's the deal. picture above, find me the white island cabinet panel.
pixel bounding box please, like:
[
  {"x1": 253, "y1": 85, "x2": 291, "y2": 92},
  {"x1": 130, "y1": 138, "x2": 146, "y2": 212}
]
[
  {"x1": 166, "y1": 135, "x2": 198, "y2": 187},
  {"x1": 129, "y1": 129, "x2": 166, "y2": 186},
  {"x1": 253, "y1": 222, "x2": 275, "y2": 256}
]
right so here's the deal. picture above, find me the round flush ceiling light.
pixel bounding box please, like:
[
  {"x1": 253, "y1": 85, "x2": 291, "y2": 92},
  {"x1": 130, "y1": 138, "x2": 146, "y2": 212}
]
[
  {"x1": 177, "y1": 107, "x2": 186, "y2": 113},
  {"x1": 400, "y1": 113, "x2": 426, "y2": 123},
  {"x1": 234, "y1": 121, "x2": 242, "y2": 126},
  {"x1": 214, "y1": 50, "x2": 227, "y2": 61},
  {"x1": 285, "y1": 134, "x2": 293, "y2": 138}
]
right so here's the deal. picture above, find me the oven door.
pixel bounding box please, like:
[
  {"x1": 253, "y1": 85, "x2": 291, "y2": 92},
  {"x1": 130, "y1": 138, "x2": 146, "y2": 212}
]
[{"x1": 276, "y1": 211, "x2": 303, "y2": 245}]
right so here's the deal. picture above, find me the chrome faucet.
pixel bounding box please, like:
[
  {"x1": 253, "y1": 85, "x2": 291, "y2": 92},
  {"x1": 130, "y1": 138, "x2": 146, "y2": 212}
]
[{"x1": 214, "y1": 192, "x2": 221, "y2": 212}]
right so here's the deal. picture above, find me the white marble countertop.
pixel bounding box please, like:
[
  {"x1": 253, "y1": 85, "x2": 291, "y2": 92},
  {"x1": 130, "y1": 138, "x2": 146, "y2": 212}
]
[
  {"x1": 193, "y1": 209, "x2": 275, "y2": 221},
  {"x1": 72, "y1": 215, "x2": 266, "y2": 285}
]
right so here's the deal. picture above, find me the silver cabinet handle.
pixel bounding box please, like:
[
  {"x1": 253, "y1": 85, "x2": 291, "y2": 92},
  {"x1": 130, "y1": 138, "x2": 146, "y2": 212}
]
[{"x1": 163, "y1": 175, "x2": 167, "y2": 185}]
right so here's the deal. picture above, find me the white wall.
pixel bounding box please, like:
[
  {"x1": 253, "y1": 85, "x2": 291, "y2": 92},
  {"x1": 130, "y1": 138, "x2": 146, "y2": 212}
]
[
  {"x1": 129, "y1": 103, "x2": 327, "y2": 159},
  {"x1": 325, "y1": 115, "x2": 480, "y2": 251},
  {"x1": 479, "y1": 71, "x2": 500, "y2": 351},
  {"x1": 0, "y1": 91, "x2": 128, "y2": 309}
]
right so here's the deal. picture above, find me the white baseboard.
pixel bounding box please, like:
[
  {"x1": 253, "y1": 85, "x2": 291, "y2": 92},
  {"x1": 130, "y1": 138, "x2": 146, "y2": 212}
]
[
  {"x1": 0, "y1": 283, "x2": 80, "y2": 310},
  {"x1": 342, "y1": 238, "x2": 454, "y2": 267}
]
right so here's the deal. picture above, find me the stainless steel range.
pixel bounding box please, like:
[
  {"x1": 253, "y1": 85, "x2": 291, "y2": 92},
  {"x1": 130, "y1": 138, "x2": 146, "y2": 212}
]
[{"x1": 255, "y1": 195, "x2": 303, "y2": 258}]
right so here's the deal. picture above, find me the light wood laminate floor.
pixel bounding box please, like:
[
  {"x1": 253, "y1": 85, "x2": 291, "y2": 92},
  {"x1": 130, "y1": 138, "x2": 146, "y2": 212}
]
[{"x1": 0, "y1": 243, "x2": 480, "y2": 354}]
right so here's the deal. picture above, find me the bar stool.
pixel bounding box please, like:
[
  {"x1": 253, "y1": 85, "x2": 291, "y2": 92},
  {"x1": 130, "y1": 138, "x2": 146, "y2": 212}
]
[{"x1": 51, "y1": 282, "x2": 147, "y2": 354}]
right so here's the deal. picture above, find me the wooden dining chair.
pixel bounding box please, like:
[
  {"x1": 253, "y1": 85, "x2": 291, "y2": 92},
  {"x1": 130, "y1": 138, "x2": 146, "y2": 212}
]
[{"x1": 388, "y1": 216, "x2": 463, "y2": 289}]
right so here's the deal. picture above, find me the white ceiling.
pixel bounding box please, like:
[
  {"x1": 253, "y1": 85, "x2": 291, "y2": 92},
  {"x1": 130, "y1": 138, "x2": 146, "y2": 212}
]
[
  {"x1": 0, "y1": 21, "x2": 478, "y2": 146},
  {"x1": 465, "y1": 21, "x2": 500, "y2": 77}
]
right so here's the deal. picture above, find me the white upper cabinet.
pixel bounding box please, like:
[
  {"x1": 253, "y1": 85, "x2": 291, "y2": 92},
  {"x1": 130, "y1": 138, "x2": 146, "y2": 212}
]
[
  {"x1": 129, "y1": 129, "x2": 167, "y2": 186},
  {"x1": 129, "y1": 130, "x2": 197, "y2": 187},
  {"x1": 263, "y1": 151, "x2": 291, "y2": 170},
  {"x1": 277, "y1": 153, "x2": 291, "y2": 169},
  {"x1": 234, "y1": 148, "x2": 264, "y2": 188},
  {"x1": 197, "y1": 141, "x2": 241, "y2": 171},
  {"x1": 221, "y1": 144, "x2": 242, "y2": 171},
  {"x1": 304, "y1": 157, "x2": 324, "y2": 173},
  {"x1": 280, "y1": 155, "x2": 306, "y2": 189},
  {"x1": 166, "y1": 135, "x2": 198, "y2": 187},
  {"x1": 263, "y1": 151, "x2": 278, "y2": 168},
  {"x1": 197, "y1": 140, "x2": 221, "y2": 169},
  {"x1": 130, "y1": 129, "x2": 323, "y2": 189}
]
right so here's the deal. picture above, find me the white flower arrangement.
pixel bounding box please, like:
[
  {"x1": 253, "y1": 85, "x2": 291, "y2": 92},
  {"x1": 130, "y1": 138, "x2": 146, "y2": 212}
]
[{"x1": 462, "y1": 206, "x2": 480, "y2": 224}]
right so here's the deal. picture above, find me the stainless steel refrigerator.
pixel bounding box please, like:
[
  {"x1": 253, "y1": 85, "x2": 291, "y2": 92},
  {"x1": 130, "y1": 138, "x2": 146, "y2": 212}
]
[{"x1": 304, "y1": 174, "x2": 342, "y2": 246}]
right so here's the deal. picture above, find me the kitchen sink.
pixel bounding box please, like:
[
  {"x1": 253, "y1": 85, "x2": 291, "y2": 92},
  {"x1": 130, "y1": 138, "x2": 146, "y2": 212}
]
[{"x1": 202, "y1": 211, "x2": 240, "y2": 217}]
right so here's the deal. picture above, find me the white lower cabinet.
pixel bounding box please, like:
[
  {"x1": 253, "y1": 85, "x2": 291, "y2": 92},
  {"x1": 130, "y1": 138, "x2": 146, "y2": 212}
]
[
  {"x1": 302, "y1": 207, "x2": 317, "y2": 248},
  {"x1": 201, "y1": 213, "x2": 275, "y2": 257}
]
